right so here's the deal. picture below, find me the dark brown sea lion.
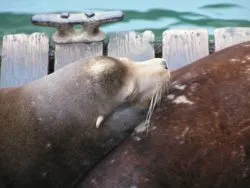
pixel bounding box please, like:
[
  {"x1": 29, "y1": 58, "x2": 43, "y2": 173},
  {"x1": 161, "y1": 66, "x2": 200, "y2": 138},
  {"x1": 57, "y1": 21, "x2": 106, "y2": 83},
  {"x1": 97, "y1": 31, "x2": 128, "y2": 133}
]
[
  {"x1": 0, "y1": 56, "x2": 170, "y2": 188},
  {"x1": 79, "y1": 41, "x2": 250, "y2": 188}
]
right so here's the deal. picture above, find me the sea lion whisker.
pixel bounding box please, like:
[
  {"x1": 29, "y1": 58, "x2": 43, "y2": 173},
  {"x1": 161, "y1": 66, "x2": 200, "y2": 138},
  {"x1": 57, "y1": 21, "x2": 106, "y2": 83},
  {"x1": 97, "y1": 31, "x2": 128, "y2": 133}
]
[{"x1": 144, "y1": 84, "x2": 167, "y2": 133}]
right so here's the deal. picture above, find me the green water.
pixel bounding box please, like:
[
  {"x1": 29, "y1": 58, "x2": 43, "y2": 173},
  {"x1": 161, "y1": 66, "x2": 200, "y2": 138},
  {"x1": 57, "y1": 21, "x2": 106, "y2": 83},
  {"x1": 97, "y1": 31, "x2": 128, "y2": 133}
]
[{"x1": 1, "y1": 2, "x2": 250, "y2": 42}]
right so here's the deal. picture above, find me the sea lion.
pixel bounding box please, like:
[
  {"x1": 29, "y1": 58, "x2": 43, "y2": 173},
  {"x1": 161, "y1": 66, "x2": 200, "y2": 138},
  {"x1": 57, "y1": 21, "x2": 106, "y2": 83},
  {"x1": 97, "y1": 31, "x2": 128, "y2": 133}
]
[
  {"x1": 0, "y1": 56, "x2": 170, "y2": 188},
  {"x1": 79, "y1": 41, "x2": 250, "y2": 188}
]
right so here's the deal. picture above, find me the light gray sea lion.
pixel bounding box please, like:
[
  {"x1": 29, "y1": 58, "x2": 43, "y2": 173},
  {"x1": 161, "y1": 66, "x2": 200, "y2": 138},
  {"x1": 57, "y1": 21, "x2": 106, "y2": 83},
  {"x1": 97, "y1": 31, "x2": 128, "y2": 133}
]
[{"x1": 0, "y1": 56, "x2": 170, "y2": 188}]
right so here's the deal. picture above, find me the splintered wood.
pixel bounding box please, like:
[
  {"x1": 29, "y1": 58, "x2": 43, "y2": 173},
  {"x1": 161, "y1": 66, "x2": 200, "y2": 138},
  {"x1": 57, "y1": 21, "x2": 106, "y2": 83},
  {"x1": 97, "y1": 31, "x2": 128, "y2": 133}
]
[
  {"x1": 54, "y1": 42, "x2": 103, "y2": 71},
  {"x1": 108, "y1": 31, "x2": 155, "y2": 61},
  {"x1": 1, "y1": 33, "x2": 49, "y2": 88},
  {"x1": 214, "y1": 27, "x2": 250, "y2": 51},
  {"x1": 162, "y1": 29, "x2": 209, "y2": 70}
]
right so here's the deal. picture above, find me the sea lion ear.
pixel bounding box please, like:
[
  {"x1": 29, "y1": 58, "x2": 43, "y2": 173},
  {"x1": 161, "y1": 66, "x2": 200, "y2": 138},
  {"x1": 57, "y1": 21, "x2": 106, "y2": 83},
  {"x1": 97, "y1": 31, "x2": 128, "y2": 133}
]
[
  {"x1": 95, "y1": 101, "x2": 134, "y2": 129},
  {"x1": 96, "y1": 115, "x2": 104, "y2": 128}
]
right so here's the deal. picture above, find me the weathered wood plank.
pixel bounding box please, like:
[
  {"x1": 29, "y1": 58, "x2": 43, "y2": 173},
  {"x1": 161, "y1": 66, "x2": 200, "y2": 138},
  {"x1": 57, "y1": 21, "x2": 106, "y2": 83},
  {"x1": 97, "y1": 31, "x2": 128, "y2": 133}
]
[
  {"x1": 1, "y1": 33, "x2": 49, "y2": 88},
  {"x1": 162, "y1": 29, "x2": 209, "y2": 70},
  {"x1": 214, "y1": 27, "x2": 250, "y2": 51},
  {"x1": 107, "y1": 31, "x2": 155, "y2": 61},
  {"x1": 54, "y1": 42, "x2": 103, "y2": 71}
]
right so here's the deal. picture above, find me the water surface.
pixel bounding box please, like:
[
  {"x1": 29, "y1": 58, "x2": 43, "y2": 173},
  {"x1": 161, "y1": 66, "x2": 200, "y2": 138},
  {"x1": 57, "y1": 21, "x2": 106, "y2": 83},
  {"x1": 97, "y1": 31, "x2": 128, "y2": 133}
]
[{"x1": 0, "y1": 0, "x2": 250, "y2": 41}]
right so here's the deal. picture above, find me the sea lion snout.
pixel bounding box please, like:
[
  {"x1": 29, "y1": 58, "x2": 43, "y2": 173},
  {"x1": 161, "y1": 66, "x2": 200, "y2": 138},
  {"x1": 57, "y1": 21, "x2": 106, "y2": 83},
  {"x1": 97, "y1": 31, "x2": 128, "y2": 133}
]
[{"x1": 133, "y1": 58, "x2": 170, "y2": 102}]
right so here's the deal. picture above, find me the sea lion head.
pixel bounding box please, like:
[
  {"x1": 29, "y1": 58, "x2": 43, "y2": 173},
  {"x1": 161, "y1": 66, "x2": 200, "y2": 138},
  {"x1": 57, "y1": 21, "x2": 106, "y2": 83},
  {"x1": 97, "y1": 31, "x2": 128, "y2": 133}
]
[
  {"x1": 116, "y1": 57, "x2": 170, "y2": 129},
  {"x1": 78, "y1": 56, "x2": 170, "y2": 128},
  {"x1": 118, "y1": 57, "x2": 169, "y2": 102}
]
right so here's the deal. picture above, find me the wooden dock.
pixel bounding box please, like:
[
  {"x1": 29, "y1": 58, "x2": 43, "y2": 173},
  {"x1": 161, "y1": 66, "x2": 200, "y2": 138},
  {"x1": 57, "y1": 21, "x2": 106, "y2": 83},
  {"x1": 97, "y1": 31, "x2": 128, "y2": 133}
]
[{"x1": 1, "y1": 27, "x2": 250, "y2": 88}]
